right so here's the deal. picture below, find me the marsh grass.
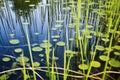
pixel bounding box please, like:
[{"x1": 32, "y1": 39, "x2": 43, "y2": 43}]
[{"x1": 0, "y1": 0, "x2": 120, "y2": 80}]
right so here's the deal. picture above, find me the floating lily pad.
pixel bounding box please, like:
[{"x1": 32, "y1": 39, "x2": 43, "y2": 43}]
[
  {"x1": 43, "y1": 40, "x2": 48, "y2": 43},
  {"x1": 10, "y1": 34, "x2": 15, "y2": 38},
  {"x1": 101, "y1": 38, "x2": 109, "y2": 42},
  {"x1": 86, "y1": 25, "x2": 93, "y2": 29},
  {"x1": 51, "y1": 27, "x2": 57, "y2": 30},
  {"x1": 34, "y1": 32, "x2": 39, "y2": 35},
  {"x1": 112, "y1": 45, "x2": 120, "y2": 50},
  {"x1": 82, "y1": 29, "x2": 90, "y2": 35},
  {"x1": 109, "y1": 58, "x2": 120, "y2": 67},
  {"x1": 14, "y1": 48, "x2": 23, "y2": 53},
  {"x1": 53, "y1": 39, "x2": 58, "y2": 42},
  {"x1": 40, "y1": 42, "x2": 52, "y2": 48},
  {"x1": 55, "y1": 24, "x2": 63, "y2": 28},
  {"x1": 56, "y1": 20, "x2": 64, "y2": 23},
  {"x1": 9, "y1": 39, "x2": 20, "y2": 45},
  {"x1": 32, "y1": 43, "x2": 39, "y2": 47},
  {"x1": 114, "y1": 52, "x2": 120, "y2": 56},
  {"x1": 41, "y1": 59, "x2": 44, "y2": 62},
  {"x1": 33, "y1": 62, "x2": 40, "y2": 67},
  {"x1": 39, "y1": 54, "x2": 44, "y2": 57},
  {"x1": 65, "y1": 50, "x2": 73, "y2": 53},
  {"x1": 23, "y1": 22, "x2": 29, "y2": 25},
  {"x1": 86, "y1": 35, "x2": 92, "y2": 39},
  {"x1": 54, "y1": 56, "x2": 59, "y2": 60},
  {"x1": 96, "y1": 45, "x2": 104, "y2": 51},
  {"x1": 118, "y1": 38, "x2": 120, "y2": 42},
  {"x1": 2, "y1": 57, "x2": 11, "y2": 62},
  {"x1": 78, "y1": 64, "x2": 88, "y2": 70},
  {"x1": 56, "y1": 41, "x2": 65, "y2": 46},
  {"x1": 69, "y1": 38, "x2": 74, "y2": 41},
  {"x1": 99, "y1": 55, "x2": 109, "y2": 61},
  {"x1": 51, "y1": 35, "x2": 60, "y2": 39},
  {"x1": 91, "y1": 61, "x2": 101, "y2": 68},
  {"x1": 16, "y1": 56, "x2": 29, "y2": 63},
  {"x1": 32, "y1": 47, "x2": 43, "y2": 52}
]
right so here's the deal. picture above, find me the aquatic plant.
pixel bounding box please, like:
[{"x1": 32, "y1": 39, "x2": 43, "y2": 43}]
[{"x1": 0, "y1": 0, "x2": 120, "y2": 80}]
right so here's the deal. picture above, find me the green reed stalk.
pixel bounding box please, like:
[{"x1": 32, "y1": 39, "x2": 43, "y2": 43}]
[
  {"x1": 64, "y1": 50, "x2": 67, "y2": 80},
  {"x1": 102, "y1": 15, "x2": 120, "y2": 80},
  {"x1": 25, "y1": 25, "x2": 36, "y2": 80},
  {"x1": 21, "y1": 51, "x2": 27, "y2": 80},
  {"x1": 51, "y1": 48, "x2": 56, "y2": 80}
]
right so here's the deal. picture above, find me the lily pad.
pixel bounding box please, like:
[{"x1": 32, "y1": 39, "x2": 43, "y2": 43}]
[
  {"x1": 78, "y1": 64, "x2": 88, "y2": 70},
  {"x1": 96, "y1": 45, "x2": 105, "y2": 51},
  {"x1": 16, "y1": 56, "x2": 29, "y2": 63},
  {"x1": 53, "y1": 39, "x2": 58, "y2": 42},
  {"x1": 33, "y1": 62, "x2": 40, "y2": 67},
  {"x1": 9, "y1": 39, "x2": 20, "y2": 45},
  {"x1": 32, "y1": 47, "x2": 43, "y2": 52},
  {"x1": 101, "y1": 38, "x2": 109, "y2": 42},
  {"x1": 40, "y1": 42, "x2": 52, "y2": 48},
  {"x1": 55, "y1": 24, "x2": 63, "y2": 28},
  {"x1": 112, "y1": 45, "x2": 120, "y2": 50},
  {"x1": 114, "y1": 52, "x2": 120, "y2": 56},
  {"x1": 51, "y1": 35, "x2": 60, "y2": 39},
  {"x1": 109, "y1": 58, "x2": 120, "y2": 67},
  {"x1": 43, "y1": 40, "x2": 48, "y2": 43},
  {"x1": 99, "y1": 55, "x2": 109, "y2": 61},
  {"x1": 56, "y1": 41, "x2": 65, "y2": 46},
  {"x1": 2, "y1": 57, "x2": 11, "y2": 62},
  {"x1": 65, "y1": 50, "x2": 73, "y2": 53},
  {"x1": 14, "y1": 48, "x2": 23, "y2": 53},
  {"x1": 91, "y1": 61, "x2": 101, "y2": 68},
  {"x1": 39, "y1": 54, "x2": 44, "y2": 57}
]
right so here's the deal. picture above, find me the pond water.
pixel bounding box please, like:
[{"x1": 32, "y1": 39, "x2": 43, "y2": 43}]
[{"x1": 0, "y1": 0, "x2": 120, "y2": 80}]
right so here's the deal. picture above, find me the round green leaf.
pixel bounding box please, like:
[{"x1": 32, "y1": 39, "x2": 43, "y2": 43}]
[
  {"x1": 9, "y1": 39, "x2": 20, "y2": 45},
  {"x1": 78, "y1": 64, "x2": 88, "y2": 70},
  {"x1": 32, "y1": 47, "x2": 43, "y2": 52},
  {"x1": 2, "y1": 57, "x2": 11, "y2": 62},
  {"x1": 109, "y1": 58, "x2": 120, "y2": 67},
  {"x1": 99, "y1": 55, "x2": 109, "y2": 61},
  {"x1": 91, "y1": 61, "x2": 101, "y2": 68}
]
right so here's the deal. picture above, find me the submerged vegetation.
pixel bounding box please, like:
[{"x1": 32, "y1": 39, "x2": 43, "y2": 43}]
[{"x1": 0, "y1": 0, "x2": 120, "y2": 80}]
